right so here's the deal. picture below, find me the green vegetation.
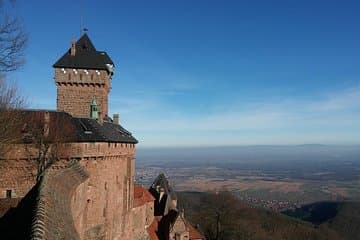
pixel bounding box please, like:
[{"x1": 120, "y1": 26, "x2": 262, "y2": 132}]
[
  {"x1": 284, "y1": 201, "x2": 360, "y2": 240},
  {"x1": 326, "y1": 202, "x2": 360, "y2": 240},
  {"x1": 178, "y1": 191, "x2": 351, "y2": 240}
]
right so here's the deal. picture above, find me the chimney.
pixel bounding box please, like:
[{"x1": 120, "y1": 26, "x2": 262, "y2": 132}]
[
  {"x1": 70, "y1": 38, "x2": 76, "y2": 56},
  {"x1": 113, "y1": 114, "x2": 119, "y2": 125},
  {"x1": 98, "y1": 111, "x2": 103, "y2": 124},
  {"x1": 43, "y1": 111, "x2": 50, "y2": 137}
]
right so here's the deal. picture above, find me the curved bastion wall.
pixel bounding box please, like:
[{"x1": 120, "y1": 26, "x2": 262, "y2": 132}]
[{"x1": 1, "y1": 142, "x2": 136, "y2": 239}]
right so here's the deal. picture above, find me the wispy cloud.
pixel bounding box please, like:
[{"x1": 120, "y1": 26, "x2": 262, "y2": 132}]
[
  {"x1": 112, "y1": 84, "x2": 360, "y2": 146},
  {"x1": 311, "y1": 86, "x2": 360, "y2": 111}
]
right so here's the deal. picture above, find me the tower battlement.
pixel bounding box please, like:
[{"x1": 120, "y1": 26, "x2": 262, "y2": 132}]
[{"x1": 53, "y1": 34, "x2": 114, "y2": 119}]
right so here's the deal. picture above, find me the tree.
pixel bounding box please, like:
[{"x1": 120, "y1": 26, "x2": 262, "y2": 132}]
[
  {"x1": 201, "y1": 191, "x2": 241, "y2": 240},
  {"x1": 0, "y1": 0, "x2": 27, "y2": 72},
  {"x1": 23, "y1": 111, "x2": 73, "y2": 181},
  {"x1": 0, "y1": 0, "x2": 27, "y2": 157},
  {"x1": 0, "y1": 77, "x2": 24, "y2": 157}
]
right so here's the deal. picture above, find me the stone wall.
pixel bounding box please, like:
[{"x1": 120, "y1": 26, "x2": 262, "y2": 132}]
[
  {"x1": 54, "y1": 68, "x2": 111, "y2": 118},
  {"x1": 1, "y1": 142, "x2": 137, "y2": 240},
  {"x1": 131, "y1": 201, "x2": 154, "y2": 240},
  {"x1": 0, "y1": 159, "x2": 37, "y2": 198},
  {"x1": 0, "y1": 142, "x2": 135, "y2": 196},
  {"x1": 71, "y1": 142, "x2": 135, "y2": 240}
]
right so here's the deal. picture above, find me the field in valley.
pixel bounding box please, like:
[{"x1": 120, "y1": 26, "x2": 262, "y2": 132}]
[{"x1": 136, "y1": 145, "x2": 360, "y2": 211}]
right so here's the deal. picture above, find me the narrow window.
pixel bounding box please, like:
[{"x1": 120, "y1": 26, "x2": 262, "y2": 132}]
[
  {"x1": 91, "y1": 74, "x2": 94, "y2": 80},
  {"x1": 80, "y1": 73, "x2": 83, "y2": 80},
  {"x1": 6, "y1": 190, "x2": 12, "y2": 198},
  {"x1": 68, "y1": 73, "x2": 71, "y2": 80}
]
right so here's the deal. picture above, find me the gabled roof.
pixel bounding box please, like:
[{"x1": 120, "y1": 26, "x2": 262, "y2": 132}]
[
  {"x1": 53, "y1": 34, "x2": 114, "y2": 71},
  {"x1": 170, "y1": 212, "x2": 203, "y2": 240},
  {"x1": 149, "y1": 210, "x2": 203, "y2": 240}
]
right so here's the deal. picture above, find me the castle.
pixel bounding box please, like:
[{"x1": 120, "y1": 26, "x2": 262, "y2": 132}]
[{"x1": 0, "y1": 34, "x2": 202, "y2": 240}]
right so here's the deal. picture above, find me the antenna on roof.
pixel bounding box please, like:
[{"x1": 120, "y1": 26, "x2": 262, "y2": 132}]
[{"x1": 80, "y1": 0, "x2": 83, "y2": 36}]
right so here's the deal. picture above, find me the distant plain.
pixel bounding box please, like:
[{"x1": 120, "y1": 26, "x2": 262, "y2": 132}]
[{"x1": 136, "y1": 145, "x2": 360, "y2": 210}]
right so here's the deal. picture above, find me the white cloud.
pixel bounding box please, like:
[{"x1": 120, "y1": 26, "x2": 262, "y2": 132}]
[
  {"x1": 311, "y1": 86, "x2": 360, "y2": 111},
  {"x1": 113, "y1": 84, "x2": 360, "y2": 146}
]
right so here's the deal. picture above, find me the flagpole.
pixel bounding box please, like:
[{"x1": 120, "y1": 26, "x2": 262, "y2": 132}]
[{"x1": 80, "y1": 0, "x2": 83, "y2": 36}]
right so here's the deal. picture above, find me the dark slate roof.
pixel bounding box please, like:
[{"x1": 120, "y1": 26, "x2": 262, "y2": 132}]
[
  {"x1": 74, "y1": 117, "x2": 138, "y2": 143},
  {"x1": 53, "y1": 34, "x2": 114, "y2": 71},
  {"x1": 21, "y1": 110, "x2": 138, "y2": 144}
]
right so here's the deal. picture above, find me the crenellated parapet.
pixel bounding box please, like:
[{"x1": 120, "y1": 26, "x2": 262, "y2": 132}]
[{"x1": 54, "y1": 68, "x2": 111, "y2": 88}]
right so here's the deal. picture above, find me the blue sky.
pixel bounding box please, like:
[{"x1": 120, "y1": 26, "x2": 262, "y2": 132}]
[{"x1": 5, "y1": 0, "x2": 360, "y2": 147}]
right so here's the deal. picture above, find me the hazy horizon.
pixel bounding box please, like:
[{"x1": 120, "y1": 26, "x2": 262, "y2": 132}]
[
  {"x1": 136, "y1": 143, "x2": 360, "y2": 149},
  {"x1": 136, "y1": 144, "x2": 360, "y2": 165}
]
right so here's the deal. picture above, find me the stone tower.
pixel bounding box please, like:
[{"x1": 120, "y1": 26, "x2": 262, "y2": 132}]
[{"x1": 53, "y1": 34, "x2": 114, "y2": 119}]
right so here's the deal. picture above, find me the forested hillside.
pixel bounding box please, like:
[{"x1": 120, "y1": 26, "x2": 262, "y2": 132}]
[
  {"x1": 178, "y1": 191, "x2": 351, "y2": 240},
  {"x1": 284, "y1": 201, "x2": 360, "y2": 240}
]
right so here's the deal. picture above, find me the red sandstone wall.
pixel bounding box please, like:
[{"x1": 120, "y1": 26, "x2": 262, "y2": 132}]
[
  {"x1": 131, "y1": 201, "x2": 154, "y2": 240},
  {"x1": 0, "y1": 159, "x2": 37, "y2": 198},
  {"x1": 0, "y1": 144, "x2": 70, "y2": 198},
  {"x1": 54, "y1": 68, "x2": 110, "y2": 118},
  {"x1": 145, "y1": 201, "x2": 154, "y2": 226},
  {"x1": 1, "y1": 142, "x2": 137, "y2": 240},
  {"x1": 70, "y1": 143, "x2": 135, "y2": 240},
  {"x1": 131, "y1": 205, "x2": 147, "y2": 240}
]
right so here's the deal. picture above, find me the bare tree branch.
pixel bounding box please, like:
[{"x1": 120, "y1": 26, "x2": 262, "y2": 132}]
[
  {"x1": 0, "y1": 0, "x2": 27, "y2": 72},
  {"x1": 0, "y1": 0, "x2": 27, "y2": 157},
  {"x1": 23, "y1": 112, "x2": 72, "y2": 181},
  {"x1": 0, "y1": 76, "x2": 24, "y2": 156}
]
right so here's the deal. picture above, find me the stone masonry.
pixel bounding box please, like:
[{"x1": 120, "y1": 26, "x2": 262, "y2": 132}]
[
  {"x1": 55, "y1": 68, "x2": 110, "y2": 118},
  {"x1": 1, "y1": 140, "x2": 137, "y2": 240}
]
